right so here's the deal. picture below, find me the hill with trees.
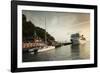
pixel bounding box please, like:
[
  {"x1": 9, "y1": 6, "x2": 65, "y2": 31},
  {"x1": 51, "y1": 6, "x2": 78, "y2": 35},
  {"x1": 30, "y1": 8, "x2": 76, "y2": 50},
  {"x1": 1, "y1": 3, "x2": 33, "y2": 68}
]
[{"x1": 22, "y1": 14, "x2": 55, "y2": 44}]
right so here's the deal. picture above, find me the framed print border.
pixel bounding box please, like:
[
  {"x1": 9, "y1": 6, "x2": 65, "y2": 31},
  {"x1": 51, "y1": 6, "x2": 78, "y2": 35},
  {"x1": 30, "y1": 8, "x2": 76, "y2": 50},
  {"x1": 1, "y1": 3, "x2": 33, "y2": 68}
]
[{"x1": 11, "y1": 1, "x2": 97, "y2": 72}]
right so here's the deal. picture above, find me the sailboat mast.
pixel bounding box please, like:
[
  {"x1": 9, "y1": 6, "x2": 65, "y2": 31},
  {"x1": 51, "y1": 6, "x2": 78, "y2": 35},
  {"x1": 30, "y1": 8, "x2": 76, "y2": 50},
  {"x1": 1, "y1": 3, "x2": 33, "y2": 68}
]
[{"x1": 45, "y1": 16, "x2": 47, "y2": 44}]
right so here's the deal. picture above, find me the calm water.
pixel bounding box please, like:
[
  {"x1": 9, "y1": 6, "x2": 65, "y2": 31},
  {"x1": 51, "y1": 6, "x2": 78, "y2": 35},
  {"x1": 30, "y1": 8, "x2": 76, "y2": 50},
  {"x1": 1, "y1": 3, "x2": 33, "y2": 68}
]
[{"x1": 22, "y1": 42, "x2": 90, "y2": 62}]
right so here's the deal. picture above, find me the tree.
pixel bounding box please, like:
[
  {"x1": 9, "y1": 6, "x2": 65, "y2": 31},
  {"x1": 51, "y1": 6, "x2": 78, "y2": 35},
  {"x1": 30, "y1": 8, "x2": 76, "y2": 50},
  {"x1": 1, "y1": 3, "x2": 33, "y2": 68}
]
[{"x1": 22, "y1": 14, "x2": 55, "y2": 43}]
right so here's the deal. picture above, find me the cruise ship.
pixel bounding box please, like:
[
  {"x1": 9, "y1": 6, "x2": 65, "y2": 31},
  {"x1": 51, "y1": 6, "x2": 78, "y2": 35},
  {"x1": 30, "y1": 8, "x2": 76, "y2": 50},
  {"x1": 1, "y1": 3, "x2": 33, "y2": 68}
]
[{"x1": 71, "y1": 33, "x2": 86, "y2": 45}]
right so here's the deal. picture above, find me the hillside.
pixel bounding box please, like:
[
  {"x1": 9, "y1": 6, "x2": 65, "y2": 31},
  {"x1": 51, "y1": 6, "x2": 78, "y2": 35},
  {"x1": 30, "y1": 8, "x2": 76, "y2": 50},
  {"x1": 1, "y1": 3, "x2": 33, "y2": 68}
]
[{"x1": 22, "y1": 14, "x2": 55, "y2": 44}]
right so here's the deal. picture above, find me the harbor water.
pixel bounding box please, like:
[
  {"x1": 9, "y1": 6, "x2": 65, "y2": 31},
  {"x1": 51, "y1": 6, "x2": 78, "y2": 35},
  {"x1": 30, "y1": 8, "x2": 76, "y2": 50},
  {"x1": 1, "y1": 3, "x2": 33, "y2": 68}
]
[{"x1": 22, "y1": 42, "x2": 90, "y2": 62}]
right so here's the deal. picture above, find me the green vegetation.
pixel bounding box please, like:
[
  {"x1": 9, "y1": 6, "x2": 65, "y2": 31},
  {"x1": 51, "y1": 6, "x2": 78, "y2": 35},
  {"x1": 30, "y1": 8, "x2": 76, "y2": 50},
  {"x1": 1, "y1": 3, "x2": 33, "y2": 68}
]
[{"x1": 22, "y1": 14, "x2": 55, "y2": 43}]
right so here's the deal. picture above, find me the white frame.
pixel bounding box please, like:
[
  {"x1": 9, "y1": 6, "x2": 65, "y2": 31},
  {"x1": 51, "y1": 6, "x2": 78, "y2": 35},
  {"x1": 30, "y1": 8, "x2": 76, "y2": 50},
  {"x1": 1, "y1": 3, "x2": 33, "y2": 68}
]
[{"x1": 17, "y1": 5, "x2": 94, "y2": 68}]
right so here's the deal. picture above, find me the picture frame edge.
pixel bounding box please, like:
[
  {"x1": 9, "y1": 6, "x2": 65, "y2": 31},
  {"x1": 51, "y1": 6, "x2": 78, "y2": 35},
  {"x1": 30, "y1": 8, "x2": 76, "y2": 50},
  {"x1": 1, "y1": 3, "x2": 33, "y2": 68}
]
[{"x1": 11, "y1": 0, "x2": 98, "y2": 72}]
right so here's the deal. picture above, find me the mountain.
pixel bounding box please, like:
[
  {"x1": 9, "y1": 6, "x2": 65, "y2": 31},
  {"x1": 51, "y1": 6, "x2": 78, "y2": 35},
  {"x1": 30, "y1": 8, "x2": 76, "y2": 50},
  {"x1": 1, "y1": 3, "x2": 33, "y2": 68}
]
[{"x1": 22, "y1": 14, "x2": 55, "y2": 44}]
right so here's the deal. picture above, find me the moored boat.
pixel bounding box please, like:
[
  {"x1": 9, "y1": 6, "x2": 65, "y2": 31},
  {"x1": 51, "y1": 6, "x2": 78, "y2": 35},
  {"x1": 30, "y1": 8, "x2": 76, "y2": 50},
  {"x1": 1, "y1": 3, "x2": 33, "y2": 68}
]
[
  {"x1": 38, "y1": 46, "x2": 55, "y2": 52},
  {"x1": 28, "y1": 46, "x2": 55, "y2": 52}
]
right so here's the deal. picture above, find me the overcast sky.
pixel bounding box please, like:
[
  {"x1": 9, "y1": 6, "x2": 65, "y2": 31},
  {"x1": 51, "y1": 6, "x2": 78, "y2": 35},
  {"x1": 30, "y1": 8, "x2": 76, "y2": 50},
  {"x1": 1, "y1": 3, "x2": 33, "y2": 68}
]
[{"x1": 22, "y1": 10, "x2": 90, "y2": 42}]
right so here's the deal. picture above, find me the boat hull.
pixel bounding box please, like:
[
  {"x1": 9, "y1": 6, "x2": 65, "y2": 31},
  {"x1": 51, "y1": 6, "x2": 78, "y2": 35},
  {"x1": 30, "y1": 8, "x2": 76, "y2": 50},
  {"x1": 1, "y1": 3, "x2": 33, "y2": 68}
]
[
  {"x1": 28, "y1": 46, "x2": 55, "y2": 54},
  {"x1": 38, "y1": 46, "x2": 55, "y2": 52}
]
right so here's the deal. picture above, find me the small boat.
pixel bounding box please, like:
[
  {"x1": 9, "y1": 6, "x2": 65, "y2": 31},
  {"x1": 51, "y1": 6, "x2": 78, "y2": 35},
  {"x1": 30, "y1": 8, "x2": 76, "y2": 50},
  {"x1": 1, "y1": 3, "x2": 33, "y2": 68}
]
[{"x1": 79, "y1": 35, "x2": 86, "y2": 44}]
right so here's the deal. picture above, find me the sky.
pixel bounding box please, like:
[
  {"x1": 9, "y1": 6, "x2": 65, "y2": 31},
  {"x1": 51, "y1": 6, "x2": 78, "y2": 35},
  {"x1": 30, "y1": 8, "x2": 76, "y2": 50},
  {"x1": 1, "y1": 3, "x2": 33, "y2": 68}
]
[{"x1": 22, "y1": 10, "x2": 90, "y2": 42}]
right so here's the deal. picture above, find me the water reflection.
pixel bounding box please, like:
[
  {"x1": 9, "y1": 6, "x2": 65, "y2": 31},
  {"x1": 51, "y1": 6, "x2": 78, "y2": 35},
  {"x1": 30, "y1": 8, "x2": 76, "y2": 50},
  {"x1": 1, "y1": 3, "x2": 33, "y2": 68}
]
[
  {"x1": 23, "y1": 42, "x2": 90, "y2": 62},
  {"x1": 71, "y1": 44, "x2": 80, "y2": 60},
  {"x1": 80, "y1": 42, "x2": 90, "y2": 59}
]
